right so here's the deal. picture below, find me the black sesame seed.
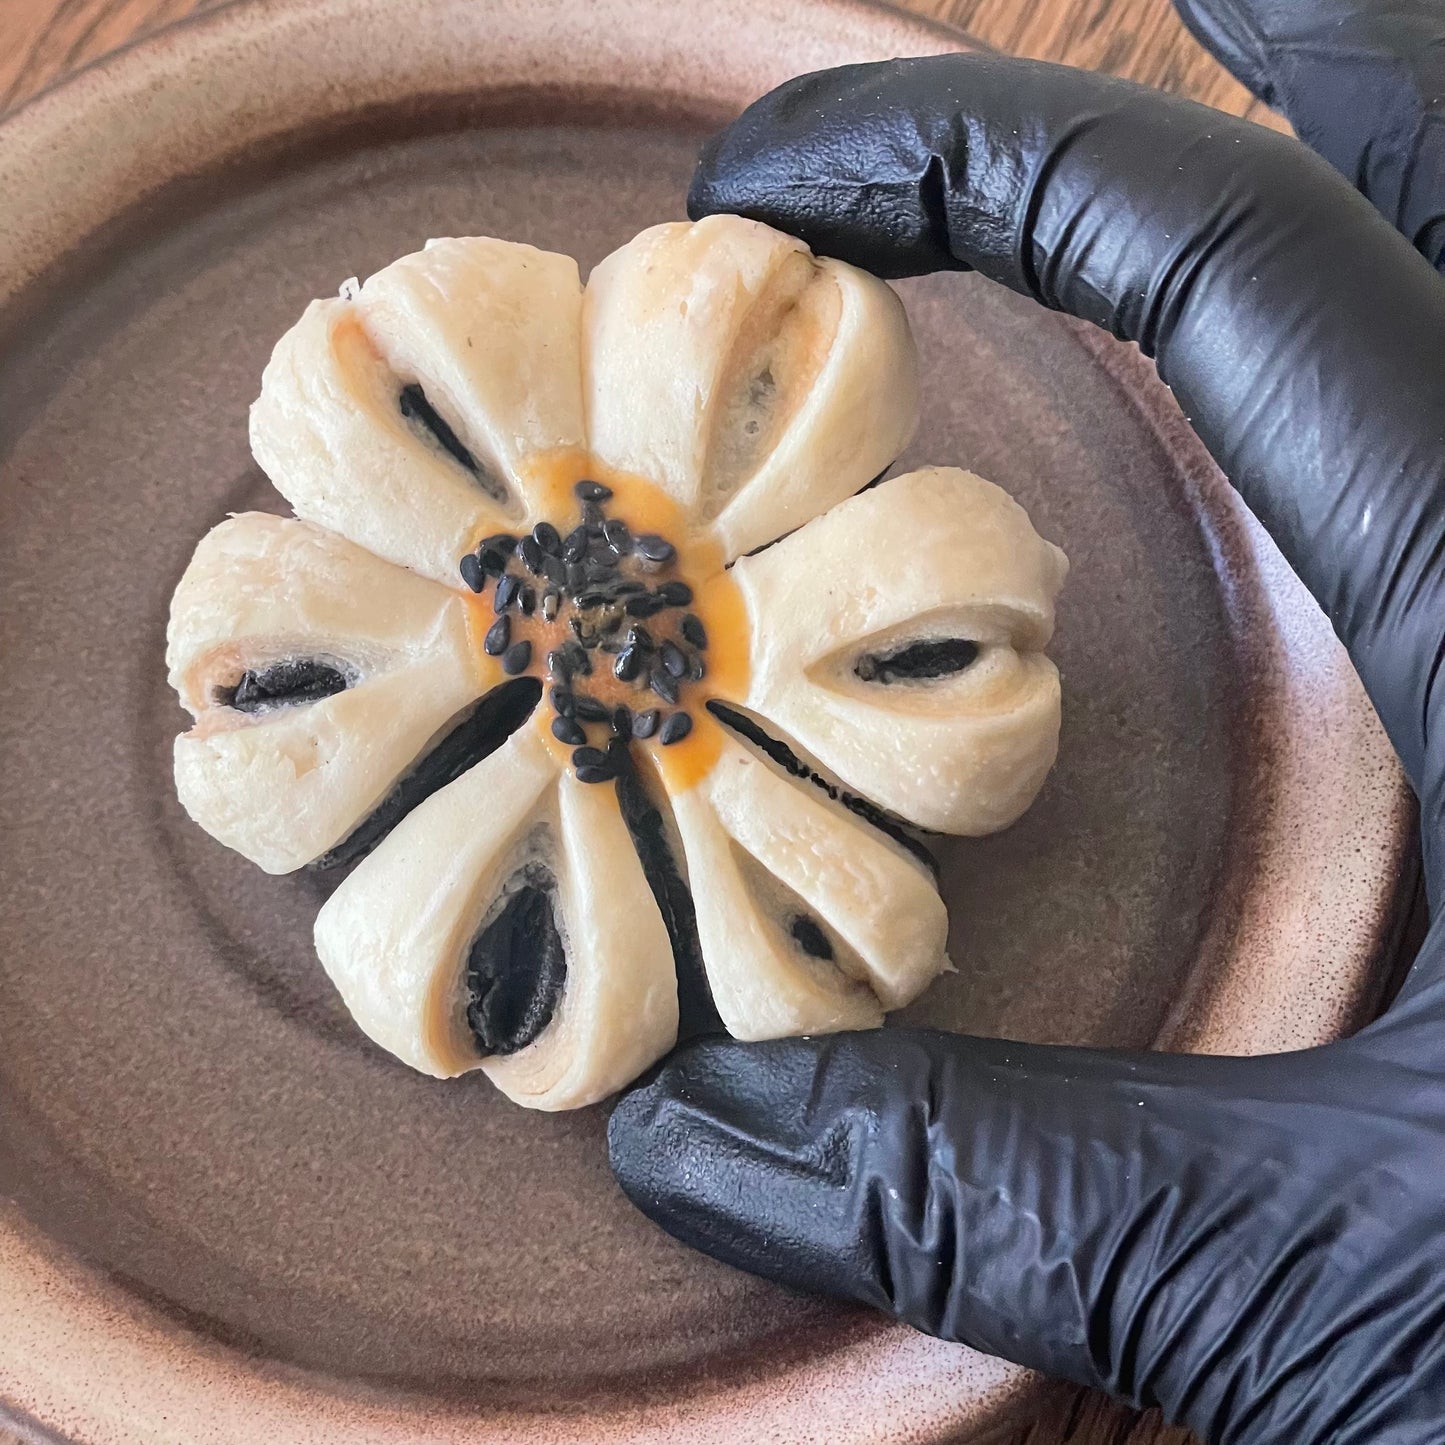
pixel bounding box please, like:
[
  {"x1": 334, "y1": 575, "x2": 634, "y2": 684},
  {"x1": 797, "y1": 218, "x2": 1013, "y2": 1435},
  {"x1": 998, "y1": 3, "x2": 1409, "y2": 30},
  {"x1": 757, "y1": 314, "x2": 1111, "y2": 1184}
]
[
  {"x1": 659, "y1": 710, "x2": 693, "y2": 745},
  {"x1": 459, "y1": 553, "x2": 485, "y2": 592},
  {"x1": 563, "y1": 526, "x2": 589, "y2": 563},
  {"x1": 573, "y1": 746, "x2": 609, "y2": 770},
  {"x1": 688, "y1": 652, "x2": 707, "y2": 681},
  {"x1": 604, "y1": 518, "x2": 632, "y2": 555},
  {"x1": 501, "y1": 640, "x2": 533, "y2": 675},
  {"x1": 585, "y1": 556, "x2": 619, "y2": 583},
  {"x1": 542, "y1": 554, "x2": 568, "y2": 588},
  {"x1": 650, "y1": 666, "x2": 681, "y2": 705},
  {"x1": 614, "y1": 646, "x2": 643, "y2": 682},
  {"x1": 547, "y1": 648, "x2": 571, "y2": 680},
  {"x1": 634, "y1": 533, "x2": 676, "y2": 563},
  {"x1": 632, "y1": 708, "x2": 660, "y2": 739},
  {"x1": 611, "y1": 579, "x2": 646, "y2": 596},
  {"x1": 574, "y1": 695, "x2": 612, "y2": 722},
  {"x1": 566, "y1": 562, "x2": 587, "y2": 592},
  {"x1": 658, "y1": 579, "x2": 693, "y2": 607},
  {"x1": 576, "y1": 764, "x2": 613, "y2": 785},
  {"x1": 660, "y1": 639, "x2": 687, "y2": 678},
  {"x1": 626, "y1": 592, "x2": 667, "y2": 618},
  {"x1": 481, "y1": 533, "x2": 518, "y2": 557},
  {"x1": 574, "y1": 591, "x2": 605, "y2": 611},
  {"x1": 521, "y1": 536, "x2": 546, "y2": 573},
  {"x1": 626, "y1": 625, "x2": 655, "y2": 652},
  {"x1": 583, "y1": 502, "x2": 605, "y2": 529},
  {"x1": 533, "y1": 521, "x2": 562, "y2": 554},
  {"x1": 565, "y1": 641, "x2": 592, "y2": 676},
  {"x1": 494, "y1": 574, "x2": 520, "y2": 612},
  {"x1": 550, "y1": 685, "x2": 575, "y2": 717},
  {"x1": 519, "y1": 585, "x2": 537, "y2": 616},
  {"x1": 680, "y1": 613, "x2": 707, "y2": 648},
  {"x1": 551, "y1": 715, "x2": 587, "y2": 746},
  {"x1": 541, "y1": 589, "x2": 561, "y2": 622},
  {"x1": 484, "y1": 615, "x2": 511, "y2": 656},
  {"x1": 478, "y1": 547, "x2": 509, "y2": 577},
  {"x1": 575, "y1": 480, "x2": 613, "y2": 503},
  {"x1": 613, "y1": 707, "x2": 633, "y2": 741}
]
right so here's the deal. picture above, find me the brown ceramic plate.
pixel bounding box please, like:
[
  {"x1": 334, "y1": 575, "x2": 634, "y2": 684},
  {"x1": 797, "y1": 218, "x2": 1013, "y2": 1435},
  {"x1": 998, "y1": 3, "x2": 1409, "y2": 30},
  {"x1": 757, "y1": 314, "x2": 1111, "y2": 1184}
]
[{"x1": 0, "y1": 1, "x2": 1414, "y2": 1440}]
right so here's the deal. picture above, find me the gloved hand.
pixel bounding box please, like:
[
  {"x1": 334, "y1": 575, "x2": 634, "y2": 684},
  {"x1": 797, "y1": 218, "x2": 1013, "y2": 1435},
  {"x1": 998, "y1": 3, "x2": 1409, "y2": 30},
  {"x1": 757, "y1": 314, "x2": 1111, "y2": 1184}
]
[{"x1": 606, "y1": 2, "x2": 1445, "y2": 1440}]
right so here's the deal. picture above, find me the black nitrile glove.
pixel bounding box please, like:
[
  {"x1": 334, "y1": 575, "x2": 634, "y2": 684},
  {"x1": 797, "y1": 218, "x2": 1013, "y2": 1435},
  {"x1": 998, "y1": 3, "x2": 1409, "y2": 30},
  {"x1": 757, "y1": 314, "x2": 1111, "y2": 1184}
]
[
  {"x1": 606, "y1": 7, "x2": 1445, "y2": 1443},
  {"x1": 1172, "y1": 0, "x2": 1445, "y2": 266}
]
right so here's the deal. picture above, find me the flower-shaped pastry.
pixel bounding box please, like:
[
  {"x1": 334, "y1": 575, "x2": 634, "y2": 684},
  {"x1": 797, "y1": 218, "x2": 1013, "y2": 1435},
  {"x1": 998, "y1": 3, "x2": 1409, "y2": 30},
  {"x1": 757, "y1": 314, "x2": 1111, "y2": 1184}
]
[{"x1": 167, "y1": 216, "x2": 1068, "y2": 1111}]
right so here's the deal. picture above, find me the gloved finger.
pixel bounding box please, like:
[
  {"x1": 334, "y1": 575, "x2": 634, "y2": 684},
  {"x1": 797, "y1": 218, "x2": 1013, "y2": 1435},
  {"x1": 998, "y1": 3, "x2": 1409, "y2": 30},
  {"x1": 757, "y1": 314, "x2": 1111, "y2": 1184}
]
[
  {"x1": 689, "y1": 54, "x2": 1445, "y2": 901},
  {"x1": 608, "y1": 1028, "x2": 1429, "y2": 1435},
  {"x1": 1173, "y1": 0, "x2": 1445, "y2": 267}
]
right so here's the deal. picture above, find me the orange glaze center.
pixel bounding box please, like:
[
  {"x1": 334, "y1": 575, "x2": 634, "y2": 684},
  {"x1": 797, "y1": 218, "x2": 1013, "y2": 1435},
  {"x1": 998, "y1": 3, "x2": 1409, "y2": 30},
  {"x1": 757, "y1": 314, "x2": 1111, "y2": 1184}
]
[{"x1": 461, "y1": 451, "x2": 749, "y2": 796}]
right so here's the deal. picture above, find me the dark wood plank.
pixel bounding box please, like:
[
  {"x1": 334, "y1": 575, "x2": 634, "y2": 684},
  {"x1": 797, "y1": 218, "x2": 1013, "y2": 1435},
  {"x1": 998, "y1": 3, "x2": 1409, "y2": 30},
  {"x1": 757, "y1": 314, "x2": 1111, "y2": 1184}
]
[
  {"x1": 0, "y1": 0, "x2": 1283, "y2": 124},
  {"x1": 923, "y1": 0, "x2": 1284, "y2": 130}
]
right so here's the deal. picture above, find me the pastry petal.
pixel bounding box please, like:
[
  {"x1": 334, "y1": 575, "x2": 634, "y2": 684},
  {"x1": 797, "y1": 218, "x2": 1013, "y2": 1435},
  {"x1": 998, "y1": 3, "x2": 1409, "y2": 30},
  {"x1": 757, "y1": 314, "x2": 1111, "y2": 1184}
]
[
  {"x1": 729, "y1": 466, "x2": 1069, "y2": 835},
  {"x1": 664, "y1": 729, "x2": 949, "y2": 1040},
  {"x1": 251, "y1": 237, "x2": 584, "y2": 582},
  {"x1": 313, "y1": 726, "x2": 678, "y2": 1110},
  {"x1": 167, "y1": 512, "x2": 494, "y2": 873},
  {"x1": 582, "y1": 215, "x2": 918, "y2": 559}
]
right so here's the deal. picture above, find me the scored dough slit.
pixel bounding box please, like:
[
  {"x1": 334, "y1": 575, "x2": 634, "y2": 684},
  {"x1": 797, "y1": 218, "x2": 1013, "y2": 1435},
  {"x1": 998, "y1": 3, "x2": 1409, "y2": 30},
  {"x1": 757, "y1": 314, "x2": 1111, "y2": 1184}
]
[
  {"x1": 394, "y1": 379, "x2": 509, "y2": 505},
  {"x1": 313, "y1": 676, "x2": 542, "y2": 871},
  {"x1": 705, "y1": 699, "x2": 939, "y2": 870},
  {"x1": 343, "y1": 317, "x2": 515, "y2": 509},
  {"x1": 350, "y1": 234, "x2": 587, "y2": 530},
  {"x1": 727, "y1": 841, "x2": 882, "y2": 1009},
  {"x1": 664, "y1": 724, "x2": 949, "y2": 1039},
  {"x1": 701, "y1": 251, "x2": 839, "y2": 522},
  {"x1": 463, "y1": 825, "x2": 568, "y2": 1058},
  {"x1": 615, "y1": 752, "x2": 720, "y2": 1041}
]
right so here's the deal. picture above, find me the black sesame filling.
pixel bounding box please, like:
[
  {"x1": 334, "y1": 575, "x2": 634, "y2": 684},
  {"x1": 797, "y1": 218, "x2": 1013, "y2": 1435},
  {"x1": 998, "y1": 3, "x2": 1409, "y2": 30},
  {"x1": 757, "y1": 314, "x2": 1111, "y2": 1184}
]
[
  {"x1": 217, "y1": 659, "x2": 350, "y2": 713},
  {"x1": 855, "y1": 638, "x2": 979, "y2": 685},
  {"x1": 790, "y1": 914, "x2": 834, "y2": 961},
  {"x1": 458, "y1": 480, "x2": 710, "y2": 783},
  {"x1": 399, "y1": 383, "x2": 479, "y2": 476},
  {"x1": 465, "y1": 865, "x2": 567, "y2": 1055},
  {"x1": 615, "y1": 755, "x2": 719, "y2": 1042},
  {"x1": 312, "y1": 677, "x2": 541, "y2": 871},
  {"x1": 706, "y1": 700, "x2": 938, "y2": 876}
]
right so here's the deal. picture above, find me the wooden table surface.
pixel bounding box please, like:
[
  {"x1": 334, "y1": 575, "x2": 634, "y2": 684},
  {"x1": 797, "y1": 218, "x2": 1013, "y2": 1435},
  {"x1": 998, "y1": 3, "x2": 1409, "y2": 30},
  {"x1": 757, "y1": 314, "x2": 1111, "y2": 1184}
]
[{"x1": 0, "y1": 2, "x2": 1286, "y2": 1443}]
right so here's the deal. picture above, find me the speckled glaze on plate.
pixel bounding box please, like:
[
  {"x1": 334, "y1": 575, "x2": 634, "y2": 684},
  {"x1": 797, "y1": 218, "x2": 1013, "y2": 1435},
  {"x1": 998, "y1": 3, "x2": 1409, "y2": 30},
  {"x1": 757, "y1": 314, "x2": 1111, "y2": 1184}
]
[{"x1": 0, "y1": 1, "x2": 1414, "y2": 1441}]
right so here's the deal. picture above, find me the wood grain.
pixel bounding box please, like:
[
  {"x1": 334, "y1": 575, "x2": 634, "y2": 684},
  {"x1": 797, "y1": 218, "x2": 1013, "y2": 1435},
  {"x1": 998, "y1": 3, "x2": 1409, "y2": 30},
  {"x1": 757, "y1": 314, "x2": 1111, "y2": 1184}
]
[
  {"x1": 0, "y1": 0, "x2": 1287, "y2": 125},
  {"x1": 0, "y1": 1, "x2": 1265, "y2": 1442}
]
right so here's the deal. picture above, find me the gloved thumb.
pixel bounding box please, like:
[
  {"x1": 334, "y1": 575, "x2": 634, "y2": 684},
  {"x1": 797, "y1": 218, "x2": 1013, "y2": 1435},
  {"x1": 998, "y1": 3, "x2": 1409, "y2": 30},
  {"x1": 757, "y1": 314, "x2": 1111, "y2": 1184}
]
[{"x1": 609, "y1": 1027, "x2": 1324, "y2": 1414}]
